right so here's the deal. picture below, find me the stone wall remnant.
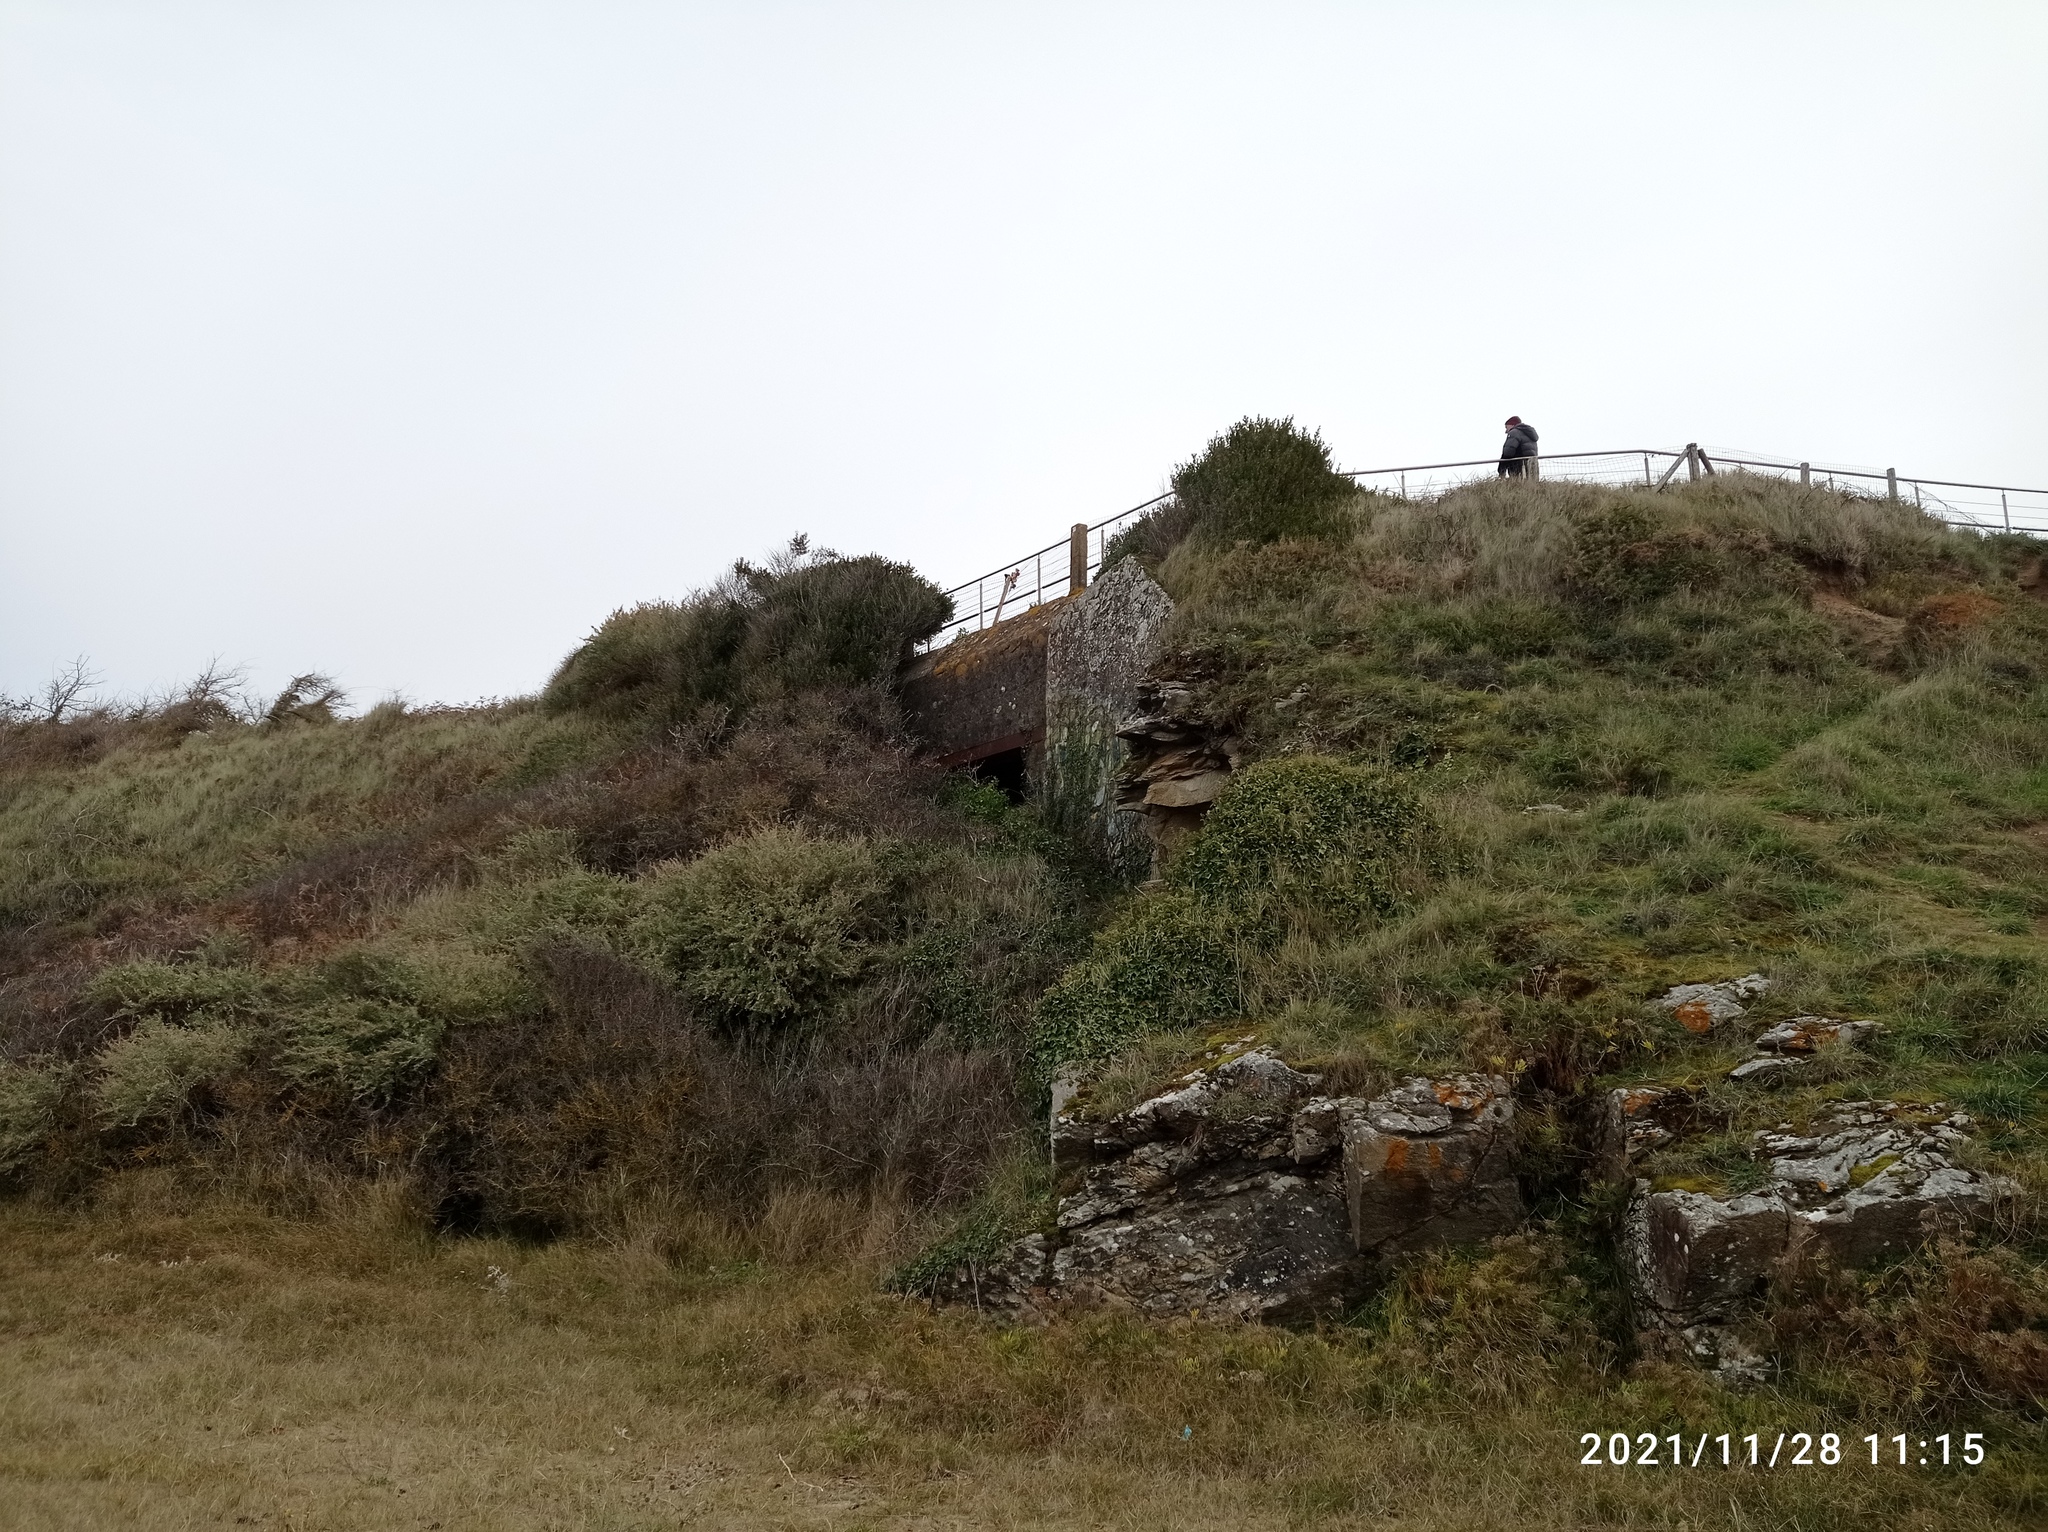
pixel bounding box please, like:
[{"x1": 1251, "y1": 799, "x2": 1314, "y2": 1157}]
[{"x1": 1043, "y1": 560, "x2": 1176, "y2": 877}]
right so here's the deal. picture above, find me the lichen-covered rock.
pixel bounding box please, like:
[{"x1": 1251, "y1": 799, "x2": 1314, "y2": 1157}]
[
  {"x1": 1051, "y1": 1160, "x2": 1361, "y2": 1321},
  {"x1": 1752, "y1": 1015, "x2": 1879, "y2": 1054},
  {"x1": 1652, "y1": 974, "x2": 1771, "y2": 1035},
  {"x1": 1048, "y1": 1044, "x2": 1353, "y2": 1320},
  {"x1": 1725, "y1": 1015, "x2": 1881, "y2": 1083},
  {"x1": 995, "y1": 1051, "x2": 1524, "y2": 1323},
  {"x1": 1625, "y1": 1102, "x2": 2013, "y2": 1336},
  {"x1": 1726, "y1": 1055, "x2": 1806, "y2": 1084},
  {"x1": 1600, "y1": 1085, "x2": 1710, "y2": 1178},
  {"x1": 1344, "y1": 1075, "x2": 1522, "y2": 1260}
]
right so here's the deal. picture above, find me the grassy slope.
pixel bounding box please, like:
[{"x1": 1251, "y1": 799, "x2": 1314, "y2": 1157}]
[
  {"x1": 1, "y1": 473, "x2": 2045, "y2": 1528},
  {"x1": 1, "y1": 1192, "x2": 2039, "y2": 1530},
  {"x1": 1144, "y1": 479, "x2": 2048, "y2": 1148}
]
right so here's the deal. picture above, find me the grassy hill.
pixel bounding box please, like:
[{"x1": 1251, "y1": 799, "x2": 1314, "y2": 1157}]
[{"x1": 1, "y1": 432, "x2": 2043, "y2": 1528}]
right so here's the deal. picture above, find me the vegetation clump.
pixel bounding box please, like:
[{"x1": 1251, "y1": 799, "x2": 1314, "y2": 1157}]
[
  {"x1": 633, "y1": 826, "x2": 894, "y2": 1030},
  {"x1": 1029, "y1": 893, "x2": 1243, "y2": 1073},
  {"x1": 2, "y1": 448, "x2": 2047, "y2": 1495},
  {"x1": 1103, "y1": 415, "x2": 1357, "y2": 572},
  {"x1": 1169, "y1": 755, "x2": 1434, "y2": 922},
  {"x1": 541, "y1": 538, "x2": 951, "y2": 728}
]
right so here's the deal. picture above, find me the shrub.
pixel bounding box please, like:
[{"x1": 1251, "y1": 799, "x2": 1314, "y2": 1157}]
[
  {"x1": 735, "y1": 553, "x2": 954, "y2": 698},
  {"x1": 85, "y1": 959, "x2": 269, "y2": 1022},
  {"x1": 1563, "y1": 507, "x2": 1729, "y2": 604},
  {"x1": 0, "y1": 1061, "x2": 69, "y2": 1173},
  {"x1": 541, "y1": 541, "x2": 951, "y2": 727},
  {"x1": 1169, "y1": 755, "x2": 1435, "y2": 921},
  {"x1": 1172, "y1": 417, "x2": 1356, "y2": 547},
  {"x1": 417, "y1": 943, "x2": 1022, "y2": 1235},
  {"x1": 1100, "y1": 497, "x2": 1198, "y2": 575},
  {"x1": 93, "y1": 1016, "x2": 249, "y2": 1127},
  {"x1": 634, "y1": 826, "x2": 893, "y2": 1029},
  {"x1": 1030, "y1": 893, "x2": 1243, "y2": 1073},
  {"x1": 276, "y1": 998, "x2": 445, "y2": 1101},
  {"x1": 538, "y1": 597, "x2": 747, "y2": 725}
]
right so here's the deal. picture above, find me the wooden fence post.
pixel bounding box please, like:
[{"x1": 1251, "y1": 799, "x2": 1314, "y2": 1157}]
[
  {"x1": 2004, "y1": 492, "x2": 2012, "y2": 533},
  {"x1": 1686, "y1": 444, "x2": 1700, "y2": 482},
  {"x1": 1069, "y1": 523, "x2": 1089, "y2": 593},
  {"x1": 1799, "y1": 462, "x2": 1810, "y2": 487},
  {"x1": 1887, "y1": 469, "x2": 1898, "y2": 502}
]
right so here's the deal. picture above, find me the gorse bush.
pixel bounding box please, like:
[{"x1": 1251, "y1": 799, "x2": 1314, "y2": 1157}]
[
  {"x1": 733, "y1": 553, "x2": 955, "y2": 698},
  {"x1": 542, "y1": 540, "x2": 951, "y2": 727},
  {"x1": 94, "y1": 1016, "x2": 249, "y2": 1127},
  {"x1": 1172, "y1": 416, "x2": 1357, "y2": 547},
  {"x1": 634, "y1": 826, "x2": 893, "y2": 1030},
  {"x1": 277, "y1": 998, "x2": 445, "y2": 1101},
  {"x1": 0, "y1": 1061, "x2": 67, "y2": 1174}
]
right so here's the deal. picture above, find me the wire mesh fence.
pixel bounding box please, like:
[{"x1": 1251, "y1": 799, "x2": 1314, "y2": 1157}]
[{"x1": 923, "y1": 446, "x2": 2048, "y2": 649}]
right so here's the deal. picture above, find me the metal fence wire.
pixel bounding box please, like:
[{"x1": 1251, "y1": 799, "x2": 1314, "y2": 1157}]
[{"x1": 922, "y1": 445, "x2": 2048, "y2": 649}]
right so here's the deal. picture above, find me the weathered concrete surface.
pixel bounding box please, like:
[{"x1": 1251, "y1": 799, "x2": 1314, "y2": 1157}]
[
  {"x1": 1625, "y1": 1101, "x2": 2014, "y2": 1339},
  {"x1": 950, "y1": 1048, "x2": 1525, "y2": 1324},
  {"x1": 1044, "y1": 560, "x2": 1175, "y2": 878},
  {"x1": 897, "y1": 599, "x2": 1065, "y2": 768},
  {"x1": 1651, "y1": 974, "x2": 1771, "y2": 1035}
]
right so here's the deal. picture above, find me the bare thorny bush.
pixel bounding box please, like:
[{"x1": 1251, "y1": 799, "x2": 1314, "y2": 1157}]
[{"x1": 0, "y1": 660, "x2": 354, "y2": 774}]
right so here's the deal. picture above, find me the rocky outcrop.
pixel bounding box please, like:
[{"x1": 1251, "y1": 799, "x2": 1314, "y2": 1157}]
[
  {"x1": 1343, "y1": 1075, "x2": 1521, "y2": 1262},
  {"x1": 1114, "y1": 681, "x2": 1239, "y2": 879},
  {"x1": 1623, "y1": 1101, "x2": 2014, "y2": 1380},
  {"x1": 1600, "y1": 1084, "x2": 1714, "y2": 1180},
  {"x1": 1652, "y1": 974, "x2": 1771, "y2": 1035},
  {"x1": 1726, "y1": 1016, "x2": 1881, "y2": 1083},
  {"x1": 948, "y1": 1043, "x2": 1525, "y2": 1323}
]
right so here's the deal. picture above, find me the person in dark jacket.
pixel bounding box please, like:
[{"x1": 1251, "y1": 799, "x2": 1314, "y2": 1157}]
[{"x1": 1498, "y1": 416, "x2": 1538, "y2": 477}]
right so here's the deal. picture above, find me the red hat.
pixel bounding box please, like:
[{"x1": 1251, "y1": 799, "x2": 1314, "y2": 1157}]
[{"x1": 1505, "y1": 416, "x2": 1522, "y2": 427}]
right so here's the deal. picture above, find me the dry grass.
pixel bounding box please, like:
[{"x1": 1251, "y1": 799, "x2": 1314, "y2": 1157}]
[{"x1": 1, "y1": 1186, "x2": 2042, "y2": 1531}]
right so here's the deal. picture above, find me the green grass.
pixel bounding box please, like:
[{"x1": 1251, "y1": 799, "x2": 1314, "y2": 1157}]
[{"x1": 0, "y1": 468, "x2": 2044, "y2": 1523}]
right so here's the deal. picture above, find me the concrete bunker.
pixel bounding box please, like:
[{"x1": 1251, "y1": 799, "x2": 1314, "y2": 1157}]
[{"x1": 899, "y1": 555, "x2": 1174, "y2": 875}]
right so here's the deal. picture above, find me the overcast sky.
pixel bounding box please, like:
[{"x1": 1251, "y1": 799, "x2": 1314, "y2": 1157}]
[{"x1": 3, "y1": 2, "x2": 2044, "y2": 708}]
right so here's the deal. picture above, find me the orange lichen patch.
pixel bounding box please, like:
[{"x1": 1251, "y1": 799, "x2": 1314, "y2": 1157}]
[
  {"x1": 1673, "y1": 1000, "x2": 1716, "y2": 1035},
  {"x1": 1431, "y1": 1079, "x2": 1495, "y2": 1113},
  {"x1": 1909, "y1": 591, "x2": 2002, "y2": 631},
  {"x1": 1619, "y1": 1088, "x2": 1668, "y2": 1115}
]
